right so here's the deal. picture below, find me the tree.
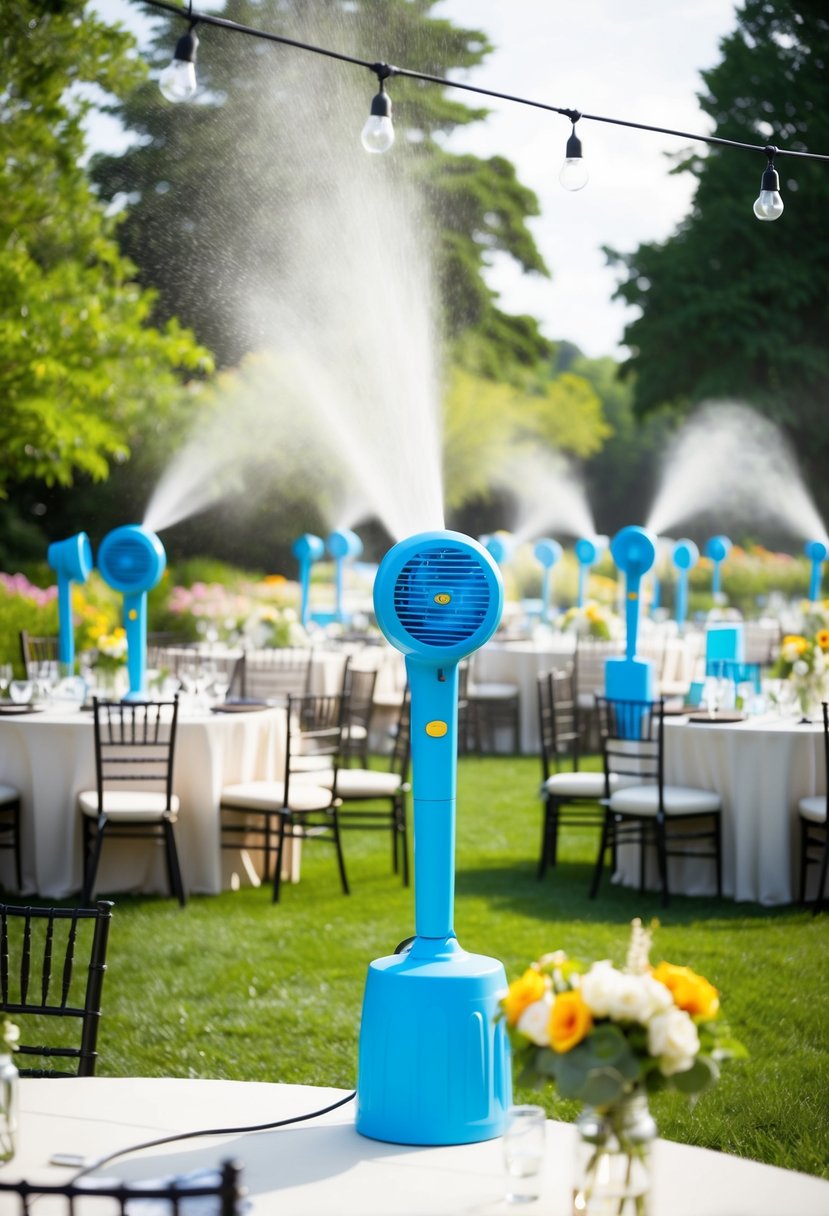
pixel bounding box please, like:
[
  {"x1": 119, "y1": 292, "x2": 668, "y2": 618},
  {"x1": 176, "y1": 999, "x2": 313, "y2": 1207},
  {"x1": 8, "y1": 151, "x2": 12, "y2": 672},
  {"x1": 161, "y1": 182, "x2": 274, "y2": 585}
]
[
  {"x1": 0, "y1": 0, "x2": 212, "y2": 499},
  {"x1": 607, "y1": 0, "x2": 829, "y2": 513},
  {"x1": 91, "y1": 0, "x2": 551, "y2": 374}
]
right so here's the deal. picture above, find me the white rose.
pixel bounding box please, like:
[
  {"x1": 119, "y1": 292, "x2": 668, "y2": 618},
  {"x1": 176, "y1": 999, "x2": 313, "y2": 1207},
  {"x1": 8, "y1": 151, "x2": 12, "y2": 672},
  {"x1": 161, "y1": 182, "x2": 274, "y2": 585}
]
[
  {"x1": 580, "y1": 961, "x2": 621, "y2": 1018},
  {"x1": 517, "y1": 995, "x2": 554, "y2": 1046},
  {"x1": 793, "y1": 659, "x2": 810, "y2": 677},
  {"x1": 648, "y1": 1008, "x2": 700, "y2": 1075},
  {"x1": 608, "y1": 973, "x2": 674, "y2": 1023}
]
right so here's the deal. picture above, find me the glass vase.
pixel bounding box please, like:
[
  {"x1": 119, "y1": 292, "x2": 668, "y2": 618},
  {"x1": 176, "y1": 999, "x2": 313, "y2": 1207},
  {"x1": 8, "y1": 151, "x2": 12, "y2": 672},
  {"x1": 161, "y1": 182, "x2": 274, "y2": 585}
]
[
  {"x1": 572, "y1": 1088, "x2": 656, "y2": 1216},
  {"x1": 0, "y1": 1052, "x2": 19, "y2": 1163}
]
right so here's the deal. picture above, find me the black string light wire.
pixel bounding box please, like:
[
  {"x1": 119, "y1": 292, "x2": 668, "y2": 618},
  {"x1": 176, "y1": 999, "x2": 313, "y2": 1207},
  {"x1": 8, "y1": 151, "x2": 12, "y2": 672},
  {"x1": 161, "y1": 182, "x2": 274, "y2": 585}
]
[{"x1": 139, "y1": 0, "x2": 829, "y2": 221}]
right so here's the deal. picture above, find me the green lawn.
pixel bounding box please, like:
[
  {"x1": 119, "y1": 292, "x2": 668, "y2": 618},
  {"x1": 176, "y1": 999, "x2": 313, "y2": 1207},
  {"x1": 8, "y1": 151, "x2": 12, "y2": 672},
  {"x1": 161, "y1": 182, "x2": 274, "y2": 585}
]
[{"x1": 75, "y1": 754, "x2": 828, "y2": 1179}]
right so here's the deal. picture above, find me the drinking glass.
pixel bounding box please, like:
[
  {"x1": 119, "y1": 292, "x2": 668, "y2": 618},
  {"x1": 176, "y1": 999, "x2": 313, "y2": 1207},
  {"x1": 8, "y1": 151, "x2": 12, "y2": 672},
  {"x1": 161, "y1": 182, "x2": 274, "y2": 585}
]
[
  {"x1": 8, "y1": 681, "x2": 33, "y2": 705},
  {"x1": 503, "y1": 1104, "x2": 546, "y2": 1204},
  {"x1": 0, "y1": 664, "x2": 12, "y2": 699}
]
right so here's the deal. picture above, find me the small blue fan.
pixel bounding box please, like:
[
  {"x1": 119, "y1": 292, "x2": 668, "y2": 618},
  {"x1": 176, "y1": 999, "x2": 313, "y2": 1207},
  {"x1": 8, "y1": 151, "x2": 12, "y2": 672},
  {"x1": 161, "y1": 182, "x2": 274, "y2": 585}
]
[
  {"x1": 671, "y1": 538, "x2": 699, "y2": 632},
  {"x1": 574, "y1": 534, "x2": 607, "y2": 607},
  {"x1": 704, "y1": 534, "x2": 732, "y2": 599},
  {"x1": 356, "y1": 531, "x2": 511, "y2": 1146},
  {"x1": 47, "y1": 532, "x2": 93, "y2": 672},
  {"x1": 97, "y1": 525, "x2": 166, "y2": 699},
  {"x1": 326, "y1": 528, "x2": 363, "y2": 624},
  {"x1": 805, "y1": 539, "x2": 828, "y2": 603},
  {"x1": 605, "y1": 525, "x2": 657, "y2": 702},
  {"x1": 533, "y1": 537, "x2": 562, "y2": 623},
  {"x1": 291, "y1": 533, "x2": 324, "y2": 628}
]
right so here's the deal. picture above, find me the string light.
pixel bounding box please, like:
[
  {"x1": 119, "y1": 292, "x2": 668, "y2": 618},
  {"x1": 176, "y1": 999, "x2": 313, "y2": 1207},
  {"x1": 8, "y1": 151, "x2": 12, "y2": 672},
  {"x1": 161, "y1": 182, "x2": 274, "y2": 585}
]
[
  {"x1": 558, "y1": 111, "x2": 589, "y2": 192},
  {"x1": 753, "y1": 146, "x2": 785, "y2": 222},
  {"x1": 141, "y1": 0, "x2": 829, "y2": 223},
  {"x1": 158, "y1": 22, "x2": 199, "y2": 102},
  {"x1": 361, "y1": 66, "x2": 395, "y2": 155}
]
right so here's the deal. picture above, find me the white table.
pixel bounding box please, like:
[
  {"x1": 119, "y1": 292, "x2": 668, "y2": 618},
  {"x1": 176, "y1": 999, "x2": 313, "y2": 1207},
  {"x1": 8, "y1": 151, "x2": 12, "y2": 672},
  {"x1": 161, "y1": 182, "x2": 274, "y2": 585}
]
[
  {"x1": 0, "y1": 704, "x2": 287, "y2": 898},
  {"x1": 6, "y1": 1078, "x2": 828, "y2": 1215},
  {"x1": 615, "y1": 713, "x2": 825, "y2": 905}
]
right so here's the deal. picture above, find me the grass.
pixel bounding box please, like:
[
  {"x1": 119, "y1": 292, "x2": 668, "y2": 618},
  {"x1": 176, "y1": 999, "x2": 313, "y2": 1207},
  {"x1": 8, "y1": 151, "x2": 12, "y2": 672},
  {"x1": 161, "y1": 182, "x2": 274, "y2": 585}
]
[{"x1": 46, "y1": 754, "x2": 829, "y2": 1179}]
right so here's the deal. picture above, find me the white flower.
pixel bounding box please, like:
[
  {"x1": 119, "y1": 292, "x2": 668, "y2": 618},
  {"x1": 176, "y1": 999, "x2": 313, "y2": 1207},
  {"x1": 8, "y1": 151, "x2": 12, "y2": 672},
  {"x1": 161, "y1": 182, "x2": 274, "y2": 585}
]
[
  {"x1": 606, "y1": 973, "x2": 658, "y2": 1023},
  {"x1": 793, "y1": 659, "x2": 810, "y2": 677},
  {"x1": 517, "y1": 995, "x2": 554, "y2": 1046},
  {"x1": 648, "y1": 1007, "x2": 700, "y2": 1075},
  {"x1": 1, "y1": 1019, "x2": 19, "y2": 1050},
  {"x1": 580, "y1": 961, "x2": 621, "y2": 1018}
]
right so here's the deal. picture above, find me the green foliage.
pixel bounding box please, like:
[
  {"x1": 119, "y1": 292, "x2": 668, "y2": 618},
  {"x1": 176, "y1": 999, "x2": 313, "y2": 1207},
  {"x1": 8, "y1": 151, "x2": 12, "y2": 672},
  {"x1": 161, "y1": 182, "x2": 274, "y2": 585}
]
[
  {"x1": 90, "y1": 0, "x2": 551, "y2": 375},
  {"x1": 0, "y1": 582, "x2": 58, "y2": 674},
  {"x1": 0, "y1": 0, "x2": 213, "y2": 497},
  {"x1": 606, "y1": 1, "x2": 829, "y2": 516}
]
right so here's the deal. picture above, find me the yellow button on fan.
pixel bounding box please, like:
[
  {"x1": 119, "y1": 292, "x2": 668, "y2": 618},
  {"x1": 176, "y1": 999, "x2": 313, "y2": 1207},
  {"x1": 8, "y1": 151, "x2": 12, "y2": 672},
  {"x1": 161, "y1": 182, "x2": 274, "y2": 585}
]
[
  {"x1": 425, "y1": 720, "x2": 448, "y2": 737},
  {"x1": 434, "y1": 592, "x2": 451, "y2": 605}
]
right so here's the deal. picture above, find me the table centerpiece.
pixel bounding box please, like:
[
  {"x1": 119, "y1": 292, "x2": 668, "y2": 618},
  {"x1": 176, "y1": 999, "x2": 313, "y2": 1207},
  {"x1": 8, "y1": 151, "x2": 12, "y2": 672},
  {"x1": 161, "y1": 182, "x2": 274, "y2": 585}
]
[{"x1": 500, "y1": 919, "x2": 745, "y2": 1215}]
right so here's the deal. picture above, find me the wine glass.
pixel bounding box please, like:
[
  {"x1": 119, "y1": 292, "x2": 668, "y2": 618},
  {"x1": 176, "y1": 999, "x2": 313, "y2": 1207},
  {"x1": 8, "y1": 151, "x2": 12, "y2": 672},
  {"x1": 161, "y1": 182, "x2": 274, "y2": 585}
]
[
  {"x1": 0, "y1": 664, "x2": 12, "y2": 700},
  {"x1": 9, "y1": 680, "x2": 33, "y2": 705}
]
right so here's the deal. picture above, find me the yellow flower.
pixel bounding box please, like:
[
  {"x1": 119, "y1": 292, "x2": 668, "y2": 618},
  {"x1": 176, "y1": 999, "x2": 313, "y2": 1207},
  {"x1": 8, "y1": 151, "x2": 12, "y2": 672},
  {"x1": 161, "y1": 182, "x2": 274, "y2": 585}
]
[
  {"x1": 816, "y1": 630, "x2": 829, "y2": 652},
  {"x1": 651, "y1": 962, "x2": 719, "y2": 1020},
  {"x1": 782, "y1": 635, "x2": 809, "y2": 654},
  {"x1": 502, "y1": 968, "x2": 547, "y2": 1026},
  {"x1": 549, "y1": 990, "x2": 593, "y2": 1053}
]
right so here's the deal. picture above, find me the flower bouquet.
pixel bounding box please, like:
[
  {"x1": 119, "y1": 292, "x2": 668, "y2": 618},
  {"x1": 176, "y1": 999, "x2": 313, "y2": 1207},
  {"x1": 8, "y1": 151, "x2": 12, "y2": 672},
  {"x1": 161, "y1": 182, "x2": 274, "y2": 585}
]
[
  {"x1": 500, "y1": 920, "x2": 745, "y2": 1215},
  {"x1": 772, "y1": 631, "x2": 829, "y2": 720}
]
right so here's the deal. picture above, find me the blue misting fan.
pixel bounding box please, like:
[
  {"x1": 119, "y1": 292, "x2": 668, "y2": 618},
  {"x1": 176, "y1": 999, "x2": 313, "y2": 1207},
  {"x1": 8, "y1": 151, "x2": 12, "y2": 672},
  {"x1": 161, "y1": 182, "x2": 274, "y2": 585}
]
[
  {"x1": 326, "y1": 528, "x2": 363, "y2": 624},
  {"x1": 356, "y1": 530, "x2": 511, "y2": 1146},
  {"x1": 47, "y1": 532, "x2": 93, "y2": 672},
  {"x1": 97, "y1": 525, "x2": 166, "y2": 699},
  {"x1": 291, "y1": 533, "x2": 324, "y2": 628}
]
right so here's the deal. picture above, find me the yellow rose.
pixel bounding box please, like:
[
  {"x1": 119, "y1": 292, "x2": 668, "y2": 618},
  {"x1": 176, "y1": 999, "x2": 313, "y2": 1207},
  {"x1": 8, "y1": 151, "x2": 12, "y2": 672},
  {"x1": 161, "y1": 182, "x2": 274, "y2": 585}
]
[
  {"x1": 816, "y1": 630, "x2": 829, "y2": 652},
  {"x1": 549, "y1": 990, "x2": 593, "y2": 1053},
  {"x1": 651, "y1": 962, "x2": 719, "y2": 1020},
  {"x1": 782, "y1": 635, "x2": 809, "y2": 654},
  {"x1": 503, "y1": 968, "x2": 547, "y2": 1026}
]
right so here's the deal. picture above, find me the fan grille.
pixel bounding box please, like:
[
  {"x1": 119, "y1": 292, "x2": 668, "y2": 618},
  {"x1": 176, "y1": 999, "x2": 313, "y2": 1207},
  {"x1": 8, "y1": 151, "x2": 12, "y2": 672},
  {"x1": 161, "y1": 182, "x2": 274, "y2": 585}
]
[
  {"x1": 103, "y1": 537, "x2": 155, "y2": 586},
  {"x1": 393, "y1": 546, "x2": 491, "y2": 647}
]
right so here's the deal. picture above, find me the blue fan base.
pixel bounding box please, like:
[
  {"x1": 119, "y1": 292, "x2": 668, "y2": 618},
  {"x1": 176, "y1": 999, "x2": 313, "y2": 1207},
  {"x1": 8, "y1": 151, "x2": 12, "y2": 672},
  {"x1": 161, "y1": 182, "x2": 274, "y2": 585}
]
[{"x1": 356, "y1": 935, "x2": 511, "y2": 1145}]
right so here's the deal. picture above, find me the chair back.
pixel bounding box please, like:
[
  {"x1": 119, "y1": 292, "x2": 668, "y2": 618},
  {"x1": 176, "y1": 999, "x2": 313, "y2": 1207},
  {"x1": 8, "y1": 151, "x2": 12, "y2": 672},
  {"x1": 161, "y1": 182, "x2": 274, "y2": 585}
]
[
  {"x1": 537, "y1": 666, "x2": 580, "y2": 778},
  {"x1": 0, "y1": 1160, "x2": 244, "y2": 1215},
  {"x1": 92, "y1": 698, "x2": 179, "y2": 813},
  {"x1": 0, "y1": 901, "x2": 113, "y2": 1077},
  {"x1": 388, "y1": 693, "x2": 412, "y2": 781},
  {"x1": 596, "y1": 696, "x2": 664, "y2": 792},
  {"x1": 286, "y1": 693, "x2": 344, "y2": 794},
  {"x1": 240, "y1": 648, "x2": 312, "y2": 702},
  {"x1": 19, "y1": 630, "x2": 60, "y2": 681},
  {"x1": 342, "y1": 664, "x2": 378, "y2": 735},
  {"x1": 574, "y1": 639, "x2": 624, "y2": 700}
]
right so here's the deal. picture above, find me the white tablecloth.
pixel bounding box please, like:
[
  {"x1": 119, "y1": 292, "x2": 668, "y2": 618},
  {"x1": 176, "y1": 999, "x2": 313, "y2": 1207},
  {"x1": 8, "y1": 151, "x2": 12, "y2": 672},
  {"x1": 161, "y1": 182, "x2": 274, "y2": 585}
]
[
  {"x1": 615, "y1": 714, "x2": 825, "y2": 905},
  {"x1": 7, "y1": 1078, "x2": 828, "y2": 1215},
  {"x1": 472, "y1": 639, "x2": 576, "y2": 753},
  {"x1": 0, "y1": 705, "x2": 287, "y2": 898}
]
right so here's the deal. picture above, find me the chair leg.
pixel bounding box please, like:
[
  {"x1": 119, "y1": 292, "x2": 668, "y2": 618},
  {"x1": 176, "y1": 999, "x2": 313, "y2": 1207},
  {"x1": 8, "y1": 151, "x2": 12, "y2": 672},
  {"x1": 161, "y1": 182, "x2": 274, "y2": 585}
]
[
  {"x1": 396, "y1": 796, "x2": 410, "y2": 887},
  {"x1": 331, "y1": 809, "x2": 350, "y2": 895},
  {"x1": 714, "y1": 814, "x2": 723, "y2": 899},
  {"x1": 654, "y1": 821, "x2": 670, "y2": 908},
  {"x1": 813, "y1": 830, "x2": 829, "y2": 915},
  {"x1": 798, "y1": 819, "x2": 809, "y2": 906},
  {"x1": 82, "y1": 815, "x2": 107, "y2": 904},
  {"x1": 273, "y1": 816, "x2": 288, "y2": 902},
  {"x1": 589, "y1": 812, "x2": 612, "y2": 898},
  {"x1": 162, "y1": 819, "x2": 187, "y2": 907}
]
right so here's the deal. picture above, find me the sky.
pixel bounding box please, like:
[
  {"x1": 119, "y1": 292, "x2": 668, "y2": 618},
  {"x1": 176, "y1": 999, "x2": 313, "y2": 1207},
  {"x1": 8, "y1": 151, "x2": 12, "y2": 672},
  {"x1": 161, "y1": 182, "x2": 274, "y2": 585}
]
[{"x1": 90, "y1": 0, "x2": 740, "y2": 359}]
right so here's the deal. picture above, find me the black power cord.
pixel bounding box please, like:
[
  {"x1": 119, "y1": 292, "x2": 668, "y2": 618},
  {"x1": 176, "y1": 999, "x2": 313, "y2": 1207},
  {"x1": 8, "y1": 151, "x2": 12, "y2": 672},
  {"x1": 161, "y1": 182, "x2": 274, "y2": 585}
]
[{"x1": 68, "y1": 1088, "x2": 357, "y2": 1185}]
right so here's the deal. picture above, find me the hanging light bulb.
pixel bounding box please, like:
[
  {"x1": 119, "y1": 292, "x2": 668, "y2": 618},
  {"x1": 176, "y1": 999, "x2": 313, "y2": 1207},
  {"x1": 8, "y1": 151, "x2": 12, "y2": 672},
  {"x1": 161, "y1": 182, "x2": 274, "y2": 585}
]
[
  {"x1": 159, "y1": 25, "x2": 199, "y2": 103},
  {"x1": 361, "y1": 77, "x2": 394, "y2": 154},
  {"x1": 559, "y1": 116, "x2": 589, "y2": 191},
  {"x1": 753, "y1": 148, "x2": 784, "y2": 221}
]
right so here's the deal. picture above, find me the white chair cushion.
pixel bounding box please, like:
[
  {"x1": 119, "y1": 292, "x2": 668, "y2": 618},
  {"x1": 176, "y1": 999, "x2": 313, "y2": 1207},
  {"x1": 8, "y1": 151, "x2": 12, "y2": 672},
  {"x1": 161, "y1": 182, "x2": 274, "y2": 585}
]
[
  {"x1": 77, "y1": 790, "x2": 179, "y2": 823},
  {"x1": 798, "y1": 794, "x2": 827, "y2": 825},
  {"x1": 221, "y1": 781, "x2": 332, "y2": 813},
  {"x1": 0, "y1": 785, "x2": 19, "y2": 805},
  {"x1": 335, "y1": 770, "x2": 403, "y2": 799},
  {"x1": 543, "y1": 771, "x2": 608, "y2": 799},
  {"x1": 343, "y1": 724, "x2": 368, "y2": 742},
  {"x1": 610, "y1": 784, "x2": 720, "y2": 818}
]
